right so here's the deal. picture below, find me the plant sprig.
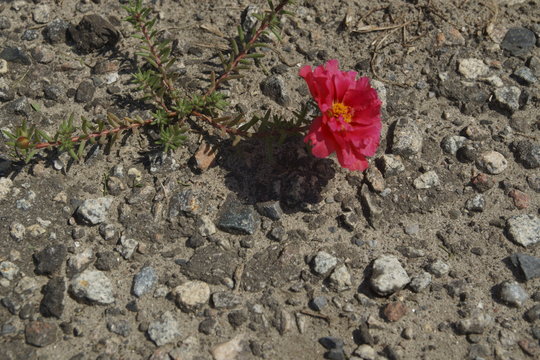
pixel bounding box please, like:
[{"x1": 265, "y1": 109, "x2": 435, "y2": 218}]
[{"x1": 4, "y1": 0, "x2": 302, "y2": 165}]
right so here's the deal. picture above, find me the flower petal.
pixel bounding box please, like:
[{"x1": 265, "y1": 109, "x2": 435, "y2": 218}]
[{"x1": 304, "y1": 116, "x2": 337, "y2": 158}]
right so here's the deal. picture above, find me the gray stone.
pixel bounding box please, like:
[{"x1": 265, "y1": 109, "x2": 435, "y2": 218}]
[
  {"x1": 476, "y1": 151, "x2": 508, "y2": 174},
  {"x1": 45, "y1": 18, "x2": 69, "y2": 44},
  {"x1": 441, "y1": 135, "x2": 468, "y2": 156},
  {"x1": 68, "y1": 15, "x2": 120, "y2": 54},
  {"x1": 512, "y1": 140, "x2": 540, "y2": 169},
  {"x1": 116, "y1": 235, "x2": 138, "y2": 260},
  {"x1": 211, "y1": 291, "x2": 243, "y2": 309},
  {"x1": 525, "y1": 304, "x2": 540, "y2": 322},
  {"x1": 107, "y1": 319, "x2": 130, "y2": 337},
  {"x1": 311, "y1": 251, "x2": 338, "y2": 275},
  {"x1": 328, "y1": 265, "x2": 352, "y2": 291},
  {"x1": 70, "y1": 270, "x2": 115, "y2": 305},
  {"x1": 241, "y1": 4, "x2": 260, "y2": 31},
  {"x1": 506, "y1": 214, "x2": 540, "y2": 246},
  {"x1": 0, "y1": 46, "x2": 32, "y2": 65},
  {"x1": 66, "y1": 248, "x2": 94, "y2": 276},
  {"x1": 498, "y1": 280, "x2": 529, "y2": 307},
  {"x1": 0, "y1": 15, "x2": 11, "y2": 30},
  {"x1": 409, "y1": 272, "x2": 432, "y2": 293},
  {"x1": 465, "y1": 194, "x2": 485, "y2": 212},
  {"x1": 413, "y1": 170, "x2": 440, "y2": 189},
  {"x1": 354, "y1": 344, "x2": 377, "y2": 360},
  {"x1": 217, "y1": 194, "x2": 260, "y2": 235},
  {"x1": 256, "y1": 201, "x2": 283, "y2": 220},
  {"x1": 391, "y1": 118, "x2": 423, "y2": 157},
  {"x1": 40, "y1": 277, "x2": 65, "y2": 318},
  {"x1": 76, "y1": 197, "x2": 113, "y2": 225},
  {"x1": 310, "y1": 296, "x2": 327, "y2": 311},
  {"x1": 514, "y1": 67, "x2": 537, "y2": 85},
  {"x1": 99, "y1": 223, "x2": 117, "y2": 241},
  {"x1": 173, "y1": 281, "x2": 210, "y2": 312},
  {"x1": 168, "y1": 189, "x2": 202, "y2": 218},
  {"x1": 456, "y1": 311, "x2": 492, "y2": 334},
  {"x1": 0, "y1": 261, "x2": 19, "y2": 281},
  {"x1": 147, "y1": 311, "x2": 181, "y2": 346},
  {"x1": 319, "y1": 336, "x2": 344, "y2": 350},
  {"x1": 25, "y1": 321, "x2": 57, "y2": 347},
  {"x1": 0, "y1": 178, "x2": 13, "y2": 200},
  {"x1": 260, "y1": 75, "x2": 290, "y2": 106},
  {"x1": 34, "y1": 244, "x2": 66, "y2": 276},
  {"x1": 494, "y1": 86, "x2": 521, "y2": 113},
  {"x1": 32, "y1": 4, "x2": 51, "y2": 24},
  {"x1": 427, "y1": 259, "x2": 450, "y2": 277},
  {"x1": 501, "y1": 27, "x2": 536, "y2": 57},
  {"x1": 197, "y1": 215, "x2": 216, "y2": 236},
  {"x1": 510, "y1": 253, "x2": 540, "y2": 281},
  {"x1": 132, "y1": 266, "x2": 157, "y2": 297},
  {"x1": 75, "y1": 80, "x2": 95, "y2": 103},
  {"x1": 377, "y1": 154, "x2": 405, "y2": 177},
  {"x1": 370, "y1": 255, "x2": 410, "y2": 296},
  {"x1": 458, "y1": 58, "x2": 489, "y2": 79},
  {"x1": 94, "y1": 251, "x2": 120, "y2": 271}
]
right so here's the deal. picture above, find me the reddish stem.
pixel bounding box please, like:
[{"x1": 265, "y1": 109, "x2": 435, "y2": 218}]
[{"x1": 33, "y1": 120, "x2": 153, "y2": 149}]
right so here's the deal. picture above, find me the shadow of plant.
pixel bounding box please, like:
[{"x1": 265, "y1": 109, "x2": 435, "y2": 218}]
[{"x1": 219, "y1": 136, "x2": 336, "y2": 212}]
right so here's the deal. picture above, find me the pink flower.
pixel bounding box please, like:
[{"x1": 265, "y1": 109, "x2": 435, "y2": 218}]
[{"x1": 300, "y1": 59, "x2": 382, "y2": 171}]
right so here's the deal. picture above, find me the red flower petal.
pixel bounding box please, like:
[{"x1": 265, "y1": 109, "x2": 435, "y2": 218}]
[{"x1": 300, "y1": 60, "x2": 382, "y2": 171}]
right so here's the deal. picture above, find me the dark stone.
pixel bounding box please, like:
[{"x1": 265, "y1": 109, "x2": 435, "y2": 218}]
[
  {"x1": 34, "y1": 244, "x2": 67, "y2": 276},
  {"x1": 45, "y1": 19, "x2": 69, "y2": 44},
  {"x1": 260, "y1": 75, "x2": 290, "y2": 106},
  {"x1": 324, "y1": 349, "x2": 346, "y2": 360},
  {"x1": 25, "y1": 321, "x2": 57, "y2": 347},
  {"x1": 75, "y1": 80, "x2": 95, "y2": 103},
  {"x1": 1, "y1": 323, "x2": 17, "y2": 336},
  {"x1": 228, "y1": 309, "x2": 248, "y2": 328},
  {"x1": 511, "y1": 140, "x2": 540, "y2": 169},
  {"x1": 211, "y1": 291, "x2": 243, "y2": 309},
  {"x1": 354, "y1": 322, "x2": 375, "y2": 345},
  {"x1": 216, "y1": 194, "x2": 260, "y2": 235},
  {"x1": 525, "y1": 304, "x2": 540, "y2": 322},
  {"x1": 309, "y1": 296, "x2": 327, "y2": 311},
  {"x1": 319, "y1": 336, "x2": 344, "y2": 350},
  {"x1": 40, "y1": 277, "x2": 65, "y2": 318},
  {"x1": 0, "y1": 46, "x2": 32, "y2": 65},
  {"x1": 168, "y1": 189, "x2": 202, "y2": 218},
  {"x1": 256, "y1": 200, "x2": 283, "y2": 220},
  {"x1": 68, "y1": 14, "x2": 120, "y2": 53},
  {"x1": 0, "y1": 16, "x2": 11, "y2": 30},
  {"x1": 186, "y1": 234, "x2": 205, "y2": 249},
  {"x1": 43, "y1": 84, "x2": 64, "y2": 102},
  {"x1": 242, "y1": 243, "x2": 302, "y2": 292},
  {"x1": 94, "y1": 251, "x2": 120, "y2": 271},
  {"x1": 199, "y1": 318, "x2": 217, "y2": 335},
  {"x1": 179, "y1": 245, "x2": 239, "y2": 285},
  {"x1": 22, "y1": 29, "x2": 39, "y2": 41},
  {"x1": 107, "y1": 319, "x2": 130, "y2": 337},
  {"x1": 1, "y1": 293, "x2": 23, "y2": 315},
  {"x1": 501, "y1": 28, "x2": 536, "y2": 57},
  {"x1": 510, "y1": 253, "x2": 540, "y2": 281}
]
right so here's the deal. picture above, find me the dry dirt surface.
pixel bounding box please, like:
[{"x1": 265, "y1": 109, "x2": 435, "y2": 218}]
[{"x1": 0, "y1": 0, "x2": 539, "y2": 359}]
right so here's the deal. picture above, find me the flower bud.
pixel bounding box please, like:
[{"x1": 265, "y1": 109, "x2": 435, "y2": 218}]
[{"x1": 16, "y1": 136, "x2": 31, "y2": 149}]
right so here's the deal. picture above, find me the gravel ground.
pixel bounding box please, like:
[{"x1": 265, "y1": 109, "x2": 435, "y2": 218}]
[{"x1": 0, "y1": 0, "x2": 539, "y2": 359}]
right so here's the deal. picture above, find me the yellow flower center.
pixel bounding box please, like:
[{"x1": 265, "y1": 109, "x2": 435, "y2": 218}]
[{"x1": 328, "y1": 102, "x2": 352, "y2": 123}]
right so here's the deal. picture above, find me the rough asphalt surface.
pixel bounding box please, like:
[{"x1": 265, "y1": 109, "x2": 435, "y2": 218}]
[{"x1": 0, "y1": 0, "x2": 539, "y2": 359}]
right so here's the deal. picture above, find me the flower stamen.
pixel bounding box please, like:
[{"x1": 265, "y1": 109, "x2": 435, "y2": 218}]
[{"x1": 328, "y1": 102, "x2": 352, "y2": 124}]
